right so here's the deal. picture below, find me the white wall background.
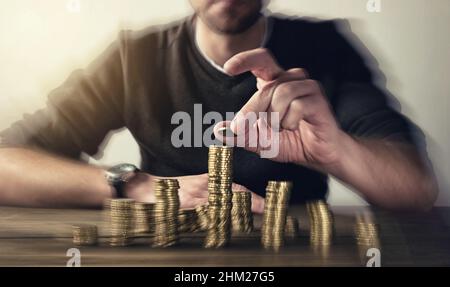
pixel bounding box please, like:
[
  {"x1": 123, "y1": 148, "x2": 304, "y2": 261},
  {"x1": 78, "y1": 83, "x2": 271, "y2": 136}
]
[{"x1": 0, "y1": 0, "x2": 448, "y2": 206}]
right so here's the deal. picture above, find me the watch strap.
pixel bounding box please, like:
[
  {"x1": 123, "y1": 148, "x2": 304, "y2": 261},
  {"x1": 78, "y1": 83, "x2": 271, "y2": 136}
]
[{"x1": 113, "y1": 180, "x2": 127, "y2": 199}]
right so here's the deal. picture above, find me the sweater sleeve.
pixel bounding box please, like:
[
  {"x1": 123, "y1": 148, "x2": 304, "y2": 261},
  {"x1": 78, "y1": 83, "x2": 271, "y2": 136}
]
[
  {"x1": 319, "y1": 20, "x2": 426, "y2": 150},
  {"x1": 0, "y1": 32, "x2": 128, "y2": 159}
]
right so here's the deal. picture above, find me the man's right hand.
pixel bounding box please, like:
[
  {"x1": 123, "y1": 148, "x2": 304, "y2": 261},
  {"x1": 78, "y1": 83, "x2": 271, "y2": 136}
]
[{"x1": 124, "y1": 172, "x2": 265, "y2": 214}]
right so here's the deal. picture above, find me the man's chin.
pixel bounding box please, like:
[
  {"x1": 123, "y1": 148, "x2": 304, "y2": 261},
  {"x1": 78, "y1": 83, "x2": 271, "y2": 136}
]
[
  {"x1": 211, "y1": 21, "x2": 249, "y2": 35},
  {"x1": 203, "y1": 13, "x2": 261, "y2": 35}
]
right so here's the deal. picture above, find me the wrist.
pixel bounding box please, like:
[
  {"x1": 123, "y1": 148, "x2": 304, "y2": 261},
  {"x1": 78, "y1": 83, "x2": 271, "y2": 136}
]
[
  {"x1": 105, "y1": 164, "x2": 139, "y2": 198},
  {"x1": 80, "y1": 167, "x2": 116, "y2": 207},
  {"x1": 319, "y1": 131, "x2": 359, "y2": 179}
]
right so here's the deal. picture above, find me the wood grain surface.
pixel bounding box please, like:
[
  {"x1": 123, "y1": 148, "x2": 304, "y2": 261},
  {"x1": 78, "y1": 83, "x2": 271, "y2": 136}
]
[{"x1": 0, "y1": 205, "x2": 448, "y2": 266}]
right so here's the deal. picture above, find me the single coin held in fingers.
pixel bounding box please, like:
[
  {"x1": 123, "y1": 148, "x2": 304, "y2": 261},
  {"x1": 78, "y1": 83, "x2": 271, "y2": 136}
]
[{"x1": 218, "y1": 126, "x2": 237, "y2": 138}]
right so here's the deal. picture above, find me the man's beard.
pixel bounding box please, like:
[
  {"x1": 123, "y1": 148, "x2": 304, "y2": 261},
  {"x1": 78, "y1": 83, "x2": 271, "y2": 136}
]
[{"x1": 200, "y1": 5, "x2": 263, "y2": 35}]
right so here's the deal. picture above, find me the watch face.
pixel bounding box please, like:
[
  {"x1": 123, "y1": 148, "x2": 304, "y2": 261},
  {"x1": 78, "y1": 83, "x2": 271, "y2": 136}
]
[
  {"x1": 119, "y1": 163, "x2": 137, "y2": 173},
  {"x1": 106, "y1": 164, "x2": 138, "y2": 182},
  {"x1": 114, "y1": 164, "x2": 138, "y2": 173}
]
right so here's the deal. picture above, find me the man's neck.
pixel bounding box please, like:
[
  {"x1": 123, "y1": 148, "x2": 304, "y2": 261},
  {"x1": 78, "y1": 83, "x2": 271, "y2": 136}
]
[{"x1": 195, "y1": 16, "x2": 266, "y2": 68}]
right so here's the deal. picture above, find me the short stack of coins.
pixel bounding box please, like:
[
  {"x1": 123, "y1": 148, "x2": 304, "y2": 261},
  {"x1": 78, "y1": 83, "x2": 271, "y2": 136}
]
[
  {"x1": 110, "y1": 199, "x2": 135, "y2": 246},
  {"x1": 204, "y1": 145, "x2": 233, "y2": 248},
  {"x1": 261, "y1": 181, "x2": 292, "y2": 250},
  {"x1": 354, "y1": 212, "x2": 380, "y2": 246},
  {"x1": 153, "y1": 179, "x2": 180, "y2": 247},
  {"x1": 72, "y1": 224, "x2": 98, "y2": 246},
  {"x1": 306, "y1": 200, "x2": 334, "y2": 246},
  {"x1": 231, "y1": 190, "x2": 253, "y2": 234},
  {"x1": 195, "y1": 204, "x2": 209, "y2": 231},
  {"x1": 133, "y1": 202, "x2": 155, "y2": 235},
  {"x1": 285, "y1": 215, "x2": 300, "y2": 238},
  {"x1": 178, "y1": 208, "x2": 199, "y2": 233}
]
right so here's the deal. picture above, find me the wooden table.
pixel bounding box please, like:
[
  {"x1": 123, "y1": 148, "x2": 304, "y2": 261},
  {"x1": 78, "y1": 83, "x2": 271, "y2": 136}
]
[{"x1": 0, "y1": 206, "x2": 449, "y2": 267}]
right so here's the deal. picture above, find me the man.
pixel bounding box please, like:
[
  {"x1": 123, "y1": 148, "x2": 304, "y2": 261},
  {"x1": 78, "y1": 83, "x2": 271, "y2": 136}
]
[{"x1": 0, "y1": 0, "x2": 438, "y2": 212}]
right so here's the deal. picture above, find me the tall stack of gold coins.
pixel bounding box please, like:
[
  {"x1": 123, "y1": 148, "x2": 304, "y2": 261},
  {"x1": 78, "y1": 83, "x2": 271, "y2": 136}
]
[
  {"x1": 231, "y1": 190, "x2": 253, "y2": 234},
  {"x1": 306, "y1": 200, "x2": 334, "y2": 246},
  {"x1": 133, "y1": 202, "x2": 155, "y2": 235},
  {"x1": 261, "y1": 181, "x2": 292, "y2": 250},
  {"x1": 110, "y1": 199, "x2": 135, "y2": 246},
  {"x1": 204, "y1": 145, "x2": 233, "y2": 248},
  {"x1": 153, "y1": 179, "x2": 180, "y2": 247}
]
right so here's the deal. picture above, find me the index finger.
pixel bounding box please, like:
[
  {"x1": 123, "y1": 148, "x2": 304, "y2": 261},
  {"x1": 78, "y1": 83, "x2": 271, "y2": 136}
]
[
  {"x1": 224, "y1": 48, "x2": 284, "y2": 81},
  {"x1": 230, "y1": 68, "x2": 308, "y2": 132},
  {"x1": 230, "y1": 82, "x2": 277, "y2": 134}
]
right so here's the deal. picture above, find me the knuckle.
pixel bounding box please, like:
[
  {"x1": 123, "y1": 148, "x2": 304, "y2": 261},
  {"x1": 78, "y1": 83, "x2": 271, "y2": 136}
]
[
  {"x1": 290, "y1": 99, "x2": 303, "y2": 112},
  {"x1": 276, "y1": 82, "x2": 294, "y2": 96},
  {"x1": 282, "y1": 119, "x2": 299, "y2": 130},
  {"x1": 290, "y1": 123, "x2": 299, "y2": 130},
  {"x1": 305, "y1": 79, "x2": 320, "y2": 90},
  {"x1": 290, "y1": 68, "x2": 309, "y2": 78},
  {"x1": 258, "y1": 47, "x2": 270, "y2": 55},
  {"x1": 299, "y1": 68, "x2": 310, "y2": 78}
]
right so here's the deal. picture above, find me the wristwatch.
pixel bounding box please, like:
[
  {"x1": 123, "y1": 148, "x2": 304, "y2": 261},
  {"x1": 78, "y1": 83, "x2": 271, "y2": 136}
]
[{"x1": 105, "y1": 164, "x2": 139, "y2": 198}]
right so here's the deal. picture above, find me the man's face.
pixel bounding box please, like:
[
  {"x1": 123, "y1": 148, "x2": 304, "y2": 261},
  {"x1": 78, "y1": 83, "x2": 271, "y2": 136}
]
[{"x1": 190, "y1": 0, "x2": 264, "y2": 34}]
